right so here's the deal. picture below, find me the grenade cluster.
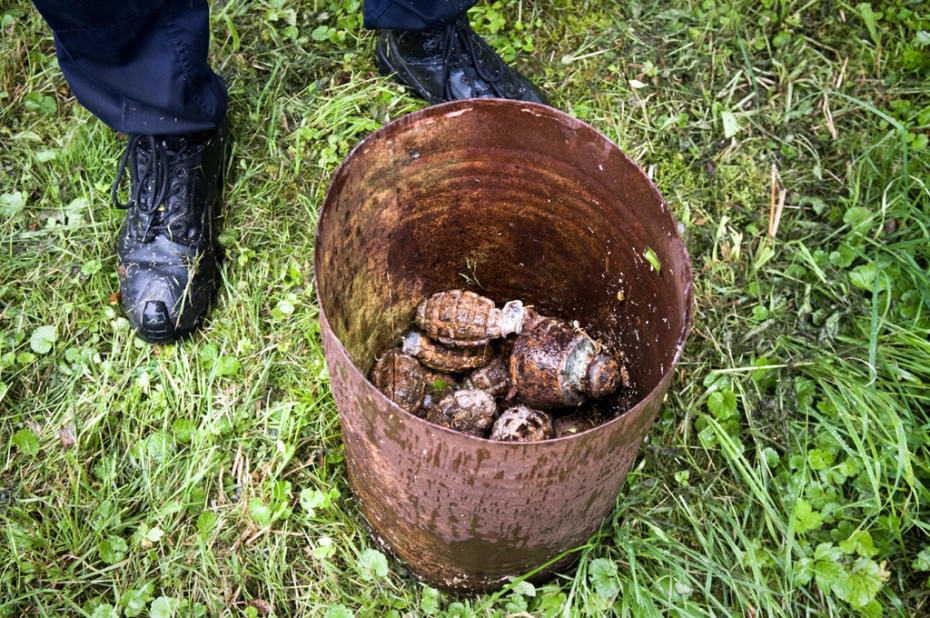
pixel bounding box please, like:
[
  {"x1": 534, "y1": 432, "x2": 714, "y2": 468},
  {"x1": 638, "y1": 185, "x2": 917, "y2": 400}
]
[{"x1": 370, "y1": 289, "x2": 630, "y2": 441}]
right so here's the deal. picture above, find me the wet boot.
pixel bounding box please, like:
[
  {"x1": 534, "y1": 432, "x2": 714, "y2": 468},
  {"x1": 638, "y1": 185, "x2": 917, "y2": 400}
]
[
  {"x1": 375, "y1": 16, "x2": 549, "y2": 105},
  {"x1": 112, "y1": 120, "x2": 229, "y2": 344}
]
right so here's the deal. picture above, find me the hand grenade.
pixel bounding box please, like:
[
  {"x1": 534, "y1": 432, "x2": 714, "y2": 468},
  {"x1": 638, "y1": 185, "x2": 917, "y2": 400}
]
[
  {"x1": 426, "y1": 389, "x2": 498, "y2": 437},
  {"x1": 461, "y1": 355, "x2": 511, "y2": 398},
  {"x1": 370, "y1": 350, "x2": 426, "y2": 414},
  {"x1": 415, "y1": 289, "x2": 527, "y2": 347},
  {"x1": 401, "y1": 330, "x2": 494, "y2": 372},
  {"x1": 509, "y1": 315, "x2": 622, "y2": 409},
  {"x1": 489, "y1": 405, "x2": 553, "y2": 442},
  {"x1": 419, "y1": 368, "x2": 458, "y2": 417},
  {"x1": 421, "y1": 367, "x2": 459, "y2": 395}
]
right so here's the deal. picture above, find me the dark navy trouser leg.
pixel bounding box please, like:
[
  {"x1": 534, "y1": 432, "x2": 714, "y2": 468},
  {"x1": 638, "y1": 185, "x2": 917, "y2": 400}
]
[
  {"x1": 364, "y1": 0, "x2": 477, "y2": 31},
  {"x1": 31, "y1": 0, "x2": 227, "y2": 135},
  {"x1": 31, "y1": 0, "x2": 470, "y2": 134}
]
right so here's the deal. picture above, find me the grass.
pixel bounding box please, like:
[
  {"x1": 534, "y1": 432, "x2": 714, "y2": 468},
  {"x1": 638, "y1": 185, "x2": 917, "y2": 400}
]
[{"x1": 2, "y1": 0, "x2": 929, "y2": 616}]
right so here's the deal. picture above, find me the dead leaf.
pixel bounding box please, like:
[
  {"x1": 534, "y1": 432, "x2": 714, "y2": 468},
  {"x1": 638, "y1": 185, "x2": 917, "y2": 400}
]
[
  {"x1": 59, "y1": 425, "x2": 76, "y2": 450},
  {"x1": 249, "y1": 600, "x2": 272, "y2": 616}
]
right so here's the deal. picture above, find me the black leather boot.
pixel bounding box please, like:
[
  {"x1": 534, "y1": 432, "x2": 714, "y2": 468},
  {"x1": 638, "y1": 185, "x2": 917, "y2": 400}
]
[
  {"x1": 112, "y1": 120, "x2": 229, "y2": 344},
  {"x1": 375, "y1": 16, "x2": 549, "y2": 105}
]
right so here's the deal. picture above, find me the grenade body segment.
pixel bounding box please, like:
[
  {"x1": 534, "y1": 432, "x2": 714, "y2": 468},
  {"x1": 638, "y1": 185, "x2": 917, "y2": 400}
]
[
  {"x1": 370, "y1": 350, "x2": 426, "y2": 414},
  {"x1": 509, "y1": 316, "x2": 622, "y2": 409},
  {"x1": 401, "y1": 330, "x2": 494, "y2": 372},
  {"x1": 415, "y1": 290, "x2": 526, "y2": 347}
]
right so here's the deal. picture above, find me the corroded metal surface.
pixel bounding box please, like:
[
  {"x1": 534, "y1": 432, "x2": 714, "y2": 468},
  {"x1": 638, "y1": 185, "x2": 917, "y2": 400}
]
[
  {"x1": 369, "y1": 350, "x2": 426, "y2": 414},
  {"x1": 315, "y1": 99, "x2": 693, "y2": 592},
  {"x1": 551, "y1": 411, "x2": 597, "y2": 438},
  {"x1": 416, "y1": 289, "x2": 524, "y2": 347},
  {"x1": 426, "y1": 389, "x2": 498, "y2": 437},
  {"x1": 462, "y1": 355, "x2": 511, "y2": 397},
  {"x1": 509, "y1": 315, "x2": 621, "y2": 409},
  {"x1": 489, "y1": 406, "x2": 553, "y2": 442},
  {"x1": 401, "y1": 330, "x2": 494, "y2": 372}
]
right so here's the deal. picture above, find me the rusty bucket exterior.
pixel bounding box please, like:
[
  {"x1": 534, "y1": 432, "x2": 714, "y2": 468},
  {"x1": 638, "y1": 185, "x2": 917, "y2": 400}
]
[{"x1": 314, "y1": 99, "x2": 693, "y2": 592}]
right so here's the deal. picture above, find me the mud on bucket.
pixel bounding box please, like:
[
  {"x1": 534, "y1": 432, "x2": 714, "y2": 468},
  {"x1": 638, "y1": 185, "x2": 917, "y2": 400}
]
[{"x1": 314, "y1": 99, "x2": 693, "y2": 592}]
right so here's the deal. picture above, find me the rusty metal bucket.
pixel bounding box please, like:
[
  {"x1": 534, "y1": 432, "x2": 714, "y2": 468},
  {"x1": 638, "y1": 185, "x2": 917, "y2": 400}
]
[{"x1": 314, "y1": 99, "x2": 693, "y2": 592}]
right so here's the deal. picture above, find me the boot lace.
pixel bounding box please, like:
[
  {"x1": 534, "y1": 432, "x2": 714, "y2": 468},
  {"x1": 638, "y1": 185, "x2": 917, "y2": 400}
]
[
  {"x1": 440, "y1": 18, "x2": 507, "y2": 100},
  {"x1": 111, "y1": 134, "x2": 207, "y2": 240}
]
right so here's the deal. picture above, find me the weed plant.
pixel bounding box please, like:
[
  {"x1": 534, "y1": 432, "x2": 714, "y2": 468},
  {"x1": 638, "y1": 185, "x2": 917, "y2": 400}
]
[{"x1": 1, "y1": 0, "x2": 928, "y2": 616}]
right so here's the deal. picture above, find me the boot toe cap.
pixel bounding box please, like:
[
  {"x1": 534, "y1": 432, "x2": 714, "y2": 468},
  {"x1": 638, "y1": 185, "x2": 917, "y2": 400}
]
[
  {"x1": 134, "y1": 300, "x2": 179, "y2": 343},
  {"x1": 120, "y1": 263, "x2": 213, "y2": 344}
]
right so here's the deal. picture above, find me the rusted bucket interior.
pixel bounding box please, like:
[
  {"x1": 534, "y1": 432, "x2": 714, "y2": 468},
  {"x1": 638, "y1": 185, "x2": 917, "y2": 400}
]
[{"x1": 315, "y1": 99, "x2": 692, "y2": 591}]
